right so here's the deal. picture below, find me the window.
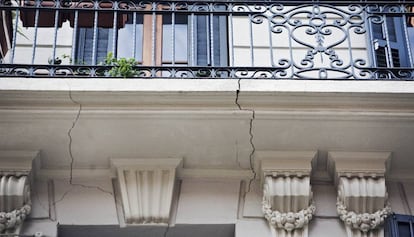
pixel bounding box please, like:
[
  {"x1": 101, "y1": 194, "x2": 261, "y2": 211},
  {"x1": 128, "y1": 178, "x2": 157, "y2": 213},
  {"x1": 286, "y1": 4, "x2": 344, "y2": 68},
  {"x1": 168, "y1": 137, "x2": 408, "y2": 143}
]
[
  {"x1": 369, "y1": 8, "x2": 412, "y2": 68},
  {"x1": 385, "y1": 214, "x2": 414, "y2": 237},
  {"x1": 75, "y1": 13, "x2": 228, "y2": 67}
]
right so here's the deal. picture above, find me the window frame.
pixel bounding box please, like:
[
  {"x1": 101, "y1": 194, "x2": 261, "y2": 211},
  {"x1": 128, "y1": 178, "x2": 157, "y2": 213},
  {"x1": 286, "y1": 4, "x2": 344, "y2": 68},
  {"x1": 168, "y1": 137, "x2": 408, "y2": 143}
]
[
  {"x1": 75, "y1": 12, "x2": 228, "y2": 67},
  {"x1": 385, "y1": 214, "x2": 414, "y2": 237},
  {"x1": 368, "y1": 9, "x2": 412, "y2": 68}
]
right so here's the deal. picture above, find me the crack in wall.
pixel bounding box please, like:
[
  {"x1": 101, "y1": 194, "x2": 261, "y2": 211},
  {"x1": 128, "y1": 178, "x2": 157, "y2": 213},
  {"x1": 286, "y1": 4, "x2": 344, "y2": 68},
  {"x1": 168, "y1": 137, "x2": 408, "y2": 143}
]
[
  {"x1": 29, "y1": 178, "x2": 57, "y2": 222},
  {"x1": 163, "y1": 224, "x2": 170, "y2": 237},
  {"x1": 68, "y1": 90, "x2": 82, "y2": 186},
  {"x1": 53, "y1": 187, "x2": 74, "y2": 206},
  {"x1": 235, "y1": 79, "x2": 257, "y2": 193},
  {"x1": 65, "y1": 90, "x2": 113, "y2": 196},
  {"x1": 30, "y1": 178, "x2": 48, "y2": 215}
]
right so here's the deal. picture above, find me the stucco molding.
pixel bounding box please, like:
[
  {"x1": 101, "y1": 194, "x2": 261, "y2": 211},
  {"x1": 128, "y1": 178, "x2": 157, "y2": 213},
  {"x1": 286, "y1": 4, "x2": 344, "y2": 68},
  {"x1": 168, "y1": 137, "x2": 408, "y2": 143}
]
[
  {"x1": 258, "y1": 151, "x2": 317, "y2": 237},
  {"x1": 0, "y1": 150, "x2": 37, "y2": 234},
  {"x1": 111, "y1": 158, "x2": 182, "y2": 225},
  {"x1": 328, "y1": 151, "x2": 392, "y2": 237},
  {"x1": 337, "y1": 200, "x2": 391, "y2": 233}
]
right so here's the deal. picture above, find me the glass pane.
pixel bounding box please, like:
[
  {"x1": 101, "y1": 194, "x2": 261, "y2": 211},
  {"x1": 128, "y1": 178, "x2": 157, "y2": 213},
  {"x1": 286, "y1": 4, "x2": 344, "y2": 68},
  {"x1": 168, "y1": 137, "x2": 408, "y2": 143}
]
[
  {"x1": 386, "y1": 17, "x2": 397, "y2": 42},
  {"x1": 117, "y1": 15, "x2": 143, "y2": 63},
  {"x1": 162, "y1": 15, "x2": 188, "y2": 63},
  {"x1": 397, "y1": 222, "x2": 412, "y2": 237}
]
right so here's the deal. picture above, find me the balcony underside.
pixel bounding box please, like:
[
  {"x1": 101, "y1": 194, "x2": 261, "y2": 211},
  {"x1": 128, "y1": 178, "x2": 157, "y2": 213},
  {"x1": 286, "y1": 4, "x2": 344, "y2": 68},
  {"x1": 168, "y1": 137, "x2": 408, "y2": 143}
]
[{"x1": 1, "y1": 78, "x2": 414, "y2": 181}]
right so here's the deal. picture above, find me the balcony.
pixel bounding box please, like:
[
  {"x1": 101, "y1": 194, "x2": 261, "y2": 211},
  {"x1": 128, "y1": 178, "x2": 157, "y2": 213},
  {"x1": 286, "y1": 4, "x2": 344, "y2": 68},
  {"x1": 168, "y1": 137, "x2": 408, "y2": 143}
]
[{"x1": 1, "y1": 0, "x2": 414, "y2": 79}]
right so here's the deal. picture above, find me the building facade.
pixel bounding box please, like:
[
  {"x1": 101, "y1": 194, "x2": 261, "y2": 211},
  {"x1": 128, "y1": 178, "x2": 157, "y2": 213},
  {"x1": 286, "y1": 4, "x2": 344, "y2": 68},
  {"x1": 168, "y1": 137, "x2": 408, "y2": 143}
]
[{"x1": 1, "y1": 1, "x2": 414, "y2": 237}]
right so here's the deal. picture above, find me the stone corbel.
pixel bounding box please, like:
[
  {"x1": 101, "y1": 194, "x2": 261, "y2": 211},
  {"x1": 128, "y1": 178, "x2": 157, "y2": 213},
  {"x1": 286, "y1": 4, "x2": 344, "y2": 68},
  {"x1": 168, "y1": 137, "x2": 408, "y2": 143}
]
[
  {"x1": 328, "y1": 152, "x2": 392, "y2": 237},
  {"x1": 0, "y1": 150, "x2": 38, "y2": 234},
  {"x1": 111, "y1": 158, "x2": 182, "y2": 225},
  {"x1": 256, "y1": 151, "x2": 317, "y2": 237}
]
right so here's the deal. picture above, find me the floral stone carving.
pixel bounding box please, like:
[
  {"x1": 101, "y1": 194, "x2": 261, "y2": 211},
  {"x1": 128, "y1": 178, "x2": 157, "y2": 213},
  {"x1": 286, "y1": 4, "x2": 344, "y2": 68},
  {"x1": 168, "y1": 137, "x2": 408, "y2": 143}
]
[
  {"x1": 0, "y1": 204, "x2": 31, "y2": 233},
  {"x1": 263, "y1": 200, "x2": 316, "y2": 232},
  {"x1": 0, "y1": 175, "x2": 32, "y2": 234},
  {"x1": 328, "y1": 151, "x2": 392, "y2": 237},
  {"x1": 337, "y1": 201, "x2": 391, "y2": 233}
]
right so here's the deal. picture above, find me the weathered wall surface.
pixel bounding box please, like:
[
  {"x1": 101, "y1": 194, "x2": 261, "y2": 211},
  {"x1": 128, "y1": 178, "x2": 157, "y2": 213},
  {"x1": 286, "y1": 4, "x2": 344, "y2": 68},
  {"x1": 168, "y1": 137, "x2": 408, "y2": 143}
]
[{"x1": 22, "y1": 177, "x2": 414, "y2": 237}]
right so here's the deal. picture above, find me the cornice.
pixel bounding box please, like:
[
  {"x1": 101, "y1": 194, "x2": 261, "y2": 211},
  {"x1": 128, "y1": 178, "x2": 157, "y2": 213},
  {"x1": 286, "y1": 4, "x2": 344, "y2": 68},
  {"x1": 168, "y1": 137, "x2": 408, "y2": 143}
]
[
  {"x1": 2, "y1": 78, "x2": 414, "y2": 94},
  {"x1": 328, "y1": 151, "x2": 391, "y2": 181},
  {"x1": 255, "y1": 150, "x2": 317, "y2": 180},
  {"x1": 1, "y1": 79, "x2": 414, "y2": 113},
  {"x1": 0, "y1": 150, "x2": 39, "y2": 175},
  {"x1": 1, "y1": 110, "x2": 413, "y2": 129}
]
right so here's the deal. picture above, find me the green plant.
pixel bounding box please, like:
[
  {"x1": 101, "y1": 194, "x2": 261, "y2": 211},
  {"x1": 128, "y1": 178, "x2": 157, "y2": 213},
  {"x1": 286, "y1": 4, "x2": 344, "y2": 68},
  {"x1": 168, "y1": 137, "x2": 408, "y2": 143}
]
[{"x1": 103, "y1": 52, "x2": 139, "y2": 78}]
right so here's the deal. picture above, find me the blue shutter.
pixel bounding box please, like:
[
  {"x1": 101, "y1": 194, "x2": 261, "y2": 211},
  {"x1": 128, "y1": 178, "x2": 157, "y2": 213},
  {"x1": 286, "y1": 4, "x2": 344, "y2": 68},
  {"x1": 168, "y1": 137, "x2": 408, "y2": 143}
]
[
  {"x1": 76, "y1": 28, "x2": 111, "y2": 65},
  {"x1": 385, "y1": 214, "x2": 414, "y2": 237},
  {"x1": 371, "y1": 16, "x2": 410, "y2": 67},
  {"x1": 194, "y1": 14, "x2": 227, "y2": 67}
]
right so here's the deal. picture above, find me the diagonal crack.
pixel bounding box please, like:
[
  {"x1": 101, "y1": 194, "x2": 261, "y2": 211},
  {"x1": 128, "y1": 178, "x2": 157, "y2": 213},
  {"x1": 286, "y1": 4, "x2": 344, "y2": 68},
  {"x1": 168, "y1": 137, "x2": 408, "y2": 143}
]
[{"x1": 235, "y1": 79, "x2": 257, "y2": 193}]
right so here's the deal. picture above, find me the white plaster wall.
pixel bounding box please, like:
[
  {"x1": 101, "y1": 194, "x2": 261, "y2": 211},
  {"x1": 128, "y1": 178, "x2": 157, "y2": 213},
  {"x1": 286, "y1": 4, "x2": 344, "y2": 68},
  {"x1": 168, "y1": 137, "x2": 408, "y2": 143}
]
[
  {"x1": 5, "y1": 22, "x2": 73, "y2": 64},
  {"x1": 401, "y1": 181, "x2": 414, "y2": 215},
  {"x1": 175, "y1": 179, "x2": 241, "y2": 224},
  {"x1": 20, "y1": 177, "x2": 414, "y2": 237},
  {"x1": 52, "y1": 178, "x2": 118, "y2": 225}
]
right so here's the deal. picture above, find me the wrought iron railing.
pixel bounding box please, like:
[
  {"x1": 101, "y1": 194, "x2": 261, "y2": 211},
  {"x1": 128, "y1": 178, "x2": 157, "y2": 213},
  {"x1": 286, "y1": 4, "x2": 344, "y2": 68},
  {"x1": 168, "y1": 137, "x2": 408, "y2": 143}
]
[{"x1": 1, "y1": 0, "x2": 414, "y2": 79}]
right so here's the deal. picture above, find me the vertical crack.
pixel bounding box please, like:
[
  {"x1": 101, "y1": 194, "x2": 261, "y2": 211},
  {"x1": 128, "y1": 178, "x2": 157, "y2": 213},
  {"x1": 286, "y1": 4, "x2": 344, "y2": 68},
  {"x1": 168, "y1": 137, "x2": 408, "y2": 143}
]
[
  {"x1": 66, "y1": 90, "x2": 113, "y2": 196},
  {"x1": 163, "y1": 224, "x2": 170, "y2": 237},
  {"x1": 235, "y1": 79, "x2": 257, "y2": 193},
  {"x1": 68, "y1": 90, "x2": 82, "y2": 185}
]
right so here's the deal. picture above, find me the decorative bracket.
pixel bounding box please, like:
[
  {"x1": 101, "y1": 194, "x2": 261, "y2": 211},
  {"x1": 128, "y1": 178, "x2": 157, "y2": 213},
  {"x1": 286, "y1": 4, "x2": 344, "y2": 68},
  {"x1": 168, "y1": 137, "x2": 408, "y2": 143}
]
[
  {"x1": 328, "y1": 151, "x2": 392, "y2": 237},
  {"x1": 0, "y1": 150, "x2": 38, "y2": 234},
  {"x1": 256, "y1": 151, "x2": 317, "y2": 237},
  {"x1": 111, "y1": 158, "x2": 182, "y2": 225}
]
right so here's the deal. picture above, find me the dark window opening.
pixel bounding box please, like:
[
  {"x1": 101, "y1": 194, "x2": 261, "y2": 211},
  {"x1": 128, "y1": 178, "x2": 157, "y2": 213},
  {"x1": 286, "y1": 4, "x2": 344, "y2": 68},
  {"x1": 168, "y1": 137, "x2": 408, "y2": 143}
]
[
  {"x1": 58, "y1": 224, "x2": 235, "y2": 237},
  {"x1": 385, "y1": 214, "x2": 414, "y2": 237}
]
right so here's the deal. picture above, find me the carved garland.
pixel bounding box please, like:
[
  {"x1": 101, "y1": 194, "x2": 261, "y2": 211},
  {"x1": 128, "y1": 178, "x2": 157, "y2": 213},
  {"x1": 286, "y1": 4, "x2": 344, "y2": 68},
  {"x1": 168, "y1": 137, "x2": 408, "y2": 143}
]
[
  {"x1": 336, "y1": 200, "x2": 391, "y2": 233},
  {"x1": 0, "y1": 204, "x2": 31, "y2": 233},
  {"x1": 262, "y1": 199, "x2": 316, "y2": 232}
]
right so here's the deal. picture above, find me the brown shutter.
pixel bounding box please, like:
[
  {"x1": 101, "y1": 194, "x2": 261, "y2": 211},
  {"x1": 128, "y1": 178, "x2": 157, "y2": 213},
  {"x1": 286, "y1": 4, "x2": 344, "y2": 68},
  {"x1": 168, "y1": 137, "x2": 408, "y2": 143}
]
[{"x1": 0, "y1": 10, "x2": 12, "y2": 60}]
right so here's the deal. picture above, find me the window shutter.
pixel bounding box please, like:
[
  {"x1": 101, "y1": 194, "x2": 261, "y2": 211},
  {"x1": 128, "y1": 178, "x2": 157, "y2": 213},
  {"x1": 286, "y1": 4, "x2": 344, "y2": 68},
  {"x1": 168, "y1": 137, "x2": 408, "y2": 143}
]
[
  {"x1": 194, "y1": 13, "x2": 228, "y2": 67},
  {"x1": 76, "y1": 28, "x2": 112, "y2": 65},
  {"x1": 195, "y1": 15, "x2": 209, "y2": 66},
  {"x1": 385, "y1": 214, "x2": 414, "y2": 237},
  {"x1": 371, "y1": 16, "x2": 410, "y2": 67}
]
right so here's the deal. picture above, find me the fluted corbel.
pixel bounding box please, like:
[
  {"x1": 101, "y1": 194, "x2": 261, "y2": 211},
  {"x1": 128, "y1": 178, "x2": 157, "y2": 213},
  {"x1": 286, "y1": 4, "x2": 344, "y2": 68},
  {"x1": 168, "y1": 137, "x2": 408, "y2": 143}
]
[
  {"x1": 0, "y1": 150, "x2": 38, "y2": 234},
  {"x1": 256, "y1": 151, "x2": 317, "y2": 237},
  {"x1": 328, "y1": 152, "x2": 392, "y2": 237},
  {"x1": 111, "y1": 158, "x2": 182, "y2": 225}
]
